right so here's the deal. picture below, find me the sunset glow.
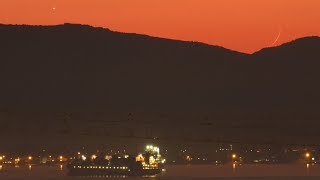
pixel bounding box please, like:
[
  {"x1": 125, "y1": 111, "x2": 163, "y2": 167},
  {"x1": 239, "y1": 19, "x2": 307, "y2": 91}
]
[{"x1": 1, "y1": 0, "x2": 320, "y2": 53}]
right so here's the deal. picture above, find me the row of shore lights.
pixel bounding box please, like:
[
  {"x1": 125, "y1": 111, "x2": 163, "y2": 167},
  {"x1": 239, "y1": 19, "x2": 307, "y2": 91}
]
[
  {"x1": 231, "y1": 153, "x2": 313, "y2": 161},
  {"x1": 73, "y1": 166, "x2": 128, "y2": 170}
]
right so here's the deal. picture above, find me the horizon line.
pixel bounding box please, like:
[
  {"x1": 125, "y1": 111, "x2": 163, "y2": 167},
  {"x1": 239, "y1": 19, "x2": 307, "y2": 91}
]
[{"x1": 1, "y1": 22, "x2": 319, "y2": 55}]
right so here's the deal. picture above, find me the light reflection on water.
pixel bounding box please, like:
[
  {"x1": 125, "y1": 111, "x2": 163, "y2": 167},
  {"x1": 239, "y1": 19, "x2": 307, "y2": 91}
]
[
  {"x1": 232, "y1": 163, "x2": 236, "y2": 173},
  {"x1": 1, "y1": 164, "x2": 320, "y2": 179}
]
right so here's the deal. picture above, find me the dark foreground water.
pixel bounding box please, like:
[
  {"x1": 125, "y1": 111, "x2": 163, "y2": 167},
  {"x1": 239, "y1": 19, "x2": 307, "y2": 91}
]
[{"x1": 1, "y1": 164, "x2": 320, "y2": 180}]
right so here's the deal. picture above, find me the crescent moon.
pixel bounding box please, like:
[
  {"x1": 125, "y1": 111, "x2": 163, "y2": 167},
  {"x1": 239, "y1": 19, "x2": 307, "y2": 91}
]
[{"x1": 271, "y1": 27, "x2": 282, "y2": 46}]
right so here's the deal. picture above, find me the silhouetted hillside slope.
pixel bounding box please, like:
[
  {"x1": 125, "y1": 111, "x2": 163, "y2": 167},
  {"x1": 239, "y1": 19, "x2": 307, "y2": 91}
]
[
  {"x1": 0, "y1": 24, "x2": 320, "y2": 145},
  {"x1": 251, "y1": 36, "x2": 320, "y2": 110},
  {"x1": 0, "y1": 23, "x2": 249, "y2": 111}
]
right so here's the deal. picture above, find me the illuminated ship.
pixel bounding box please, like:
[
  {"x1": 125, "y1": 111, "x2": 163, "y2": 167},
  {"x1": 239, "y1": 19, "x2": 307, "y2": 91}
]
[{"x1": 67, "y1": 145, "x2": 165, "y2": 176}]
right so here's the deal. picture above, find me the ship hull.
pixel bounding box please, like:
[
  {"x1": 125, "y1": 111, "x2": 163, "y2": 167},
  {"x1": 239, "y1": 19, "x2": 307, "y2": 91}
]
[{"x1": 67, "y1": 166, "x2": 161, "y2": 176}]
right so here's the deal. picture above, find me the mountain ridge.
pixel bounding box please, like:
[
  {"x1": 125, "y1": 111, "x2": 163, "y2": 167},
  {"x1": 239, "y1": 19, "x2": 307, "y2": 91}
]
[
  {"x1": 0, "y1": 23, "x2": 245, "y2": 55},
  {"x1": 254, "y1": 36, "x2": 320, "y2": 56},
  {"x1": 2, "y1": 23, "x2": 319, "y2": 55}
]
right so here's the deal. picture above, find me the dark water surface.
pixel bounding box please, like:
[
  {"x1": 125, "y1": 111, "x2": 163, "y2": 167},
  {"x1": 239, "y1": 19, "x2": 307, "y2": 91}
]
[{"x1": 1, "y1": 164, "x2": 320, "y2": 180}]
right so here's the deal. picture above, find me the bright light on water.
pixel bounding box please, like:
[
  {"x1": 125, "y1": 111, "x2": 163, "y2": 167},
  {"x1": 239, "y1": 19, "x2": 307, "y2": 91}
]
[{"x1": 233, "y1": 163, "x2": 236, "y2": 173}]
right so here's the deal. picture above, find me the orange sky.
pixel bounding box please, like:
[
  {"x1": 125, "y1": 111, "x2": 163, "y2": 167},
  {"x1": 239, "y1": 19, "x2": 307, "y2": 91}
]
[{"x1": 1, "y1": 0, "x2": 319, "y2": 53}]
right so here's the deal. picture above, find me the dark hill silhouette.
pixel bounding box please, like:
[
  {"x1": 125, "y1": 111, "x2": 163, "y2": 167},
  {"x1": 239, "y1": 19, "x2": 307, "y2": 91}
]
[
  {"x1": 250, "y1": 36, "x2": 320, "y2": 110},
  {"x1": 0, "y1": 23, "x2": 249, "y2": 111},
  {"x1": 0, "y1": 24, "x2": 320, "y2": 146}
]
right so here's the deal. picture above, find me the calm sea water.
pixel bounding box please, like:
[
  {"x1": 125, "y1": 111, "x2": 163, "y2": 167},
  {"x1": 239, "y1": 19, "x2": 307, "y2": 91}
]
[{"x1": 1, "y1": 164, "x2": 320, "y2": 180}]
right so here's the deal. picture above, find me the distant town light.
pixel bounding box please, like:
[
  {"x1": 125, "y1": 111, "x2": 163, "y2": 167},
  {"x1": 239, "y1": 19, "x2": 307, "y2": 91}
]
[
  {"x1": 28, "y1": 156, "x2": 32, "y2": 160},
  {"x1": 14, "y1": 158, "x2": 20, "y2": 164},
  {"x1": 186, "y1": 155, "x2": 192, "y2": 161},
  {"x1": 161, "y1": 159, "x2": 166, "y2": 163},
  {"x1": 91, "y1": 154, "x2": 97, "y2": 160},
  {"x1": 232, "y1": 154, "x2": 237, "y2": 159},
  {"x1": 305, "y1": 153, "x2": 310, "y2": 158},
  {"x1": 105, "y1": 155, "x2": 112, "y2": 160}
]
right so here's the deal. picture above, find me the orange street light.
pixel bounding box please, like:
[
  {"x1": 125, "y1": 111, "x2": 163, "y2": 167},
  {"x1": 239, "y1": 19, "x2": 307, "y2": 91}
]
[
  {"x1": 232, "y1": 154, "x2": 237, "y2": 159},
  {"x1": 305, "y1": 153, "x2": 310, "y2": 158}
]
